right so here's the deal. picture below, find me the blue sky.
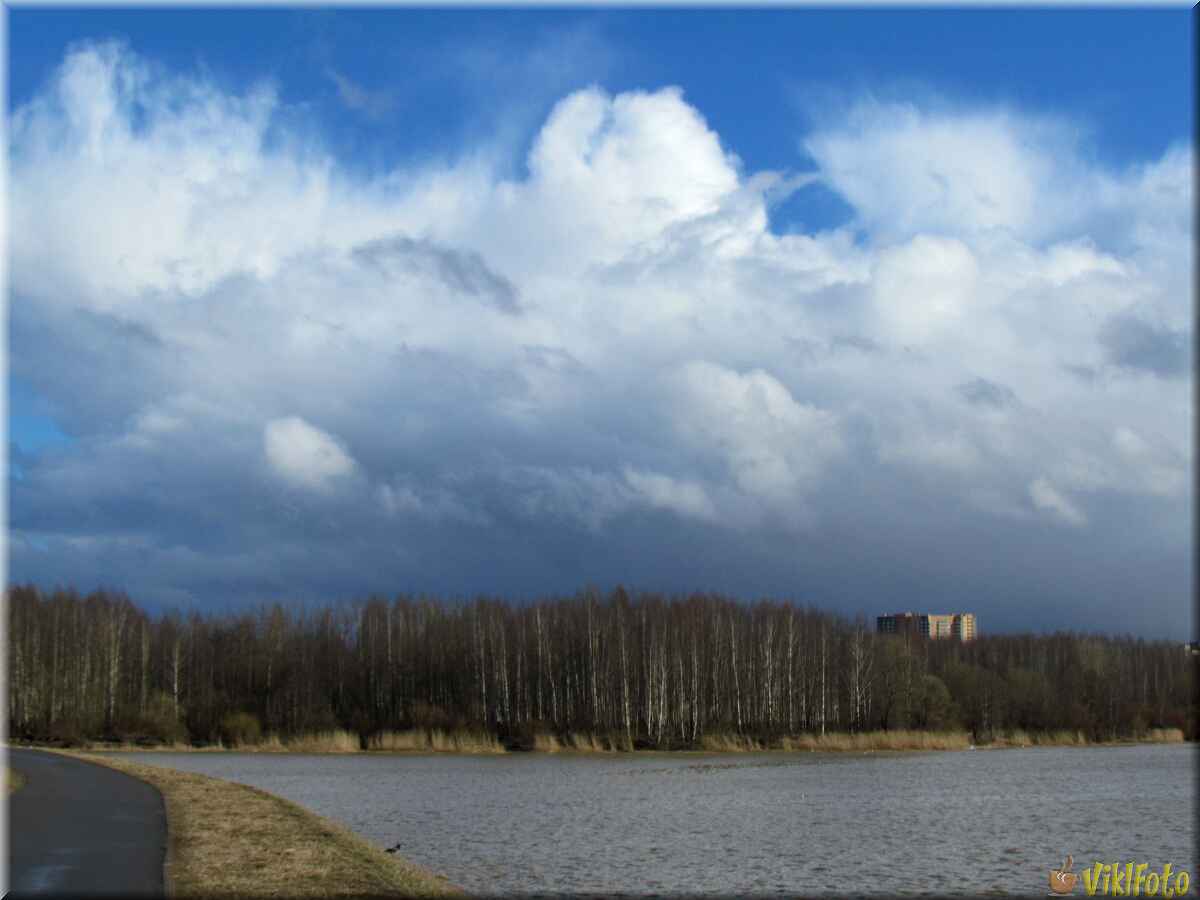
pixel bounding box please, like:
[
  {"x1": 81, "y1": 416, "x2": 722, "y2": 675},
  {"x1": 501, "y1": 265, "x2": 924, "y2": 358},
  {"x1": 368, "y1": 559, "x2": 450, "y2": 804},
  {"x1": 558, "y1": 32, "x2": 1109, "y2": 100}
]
[{"x1": 6, "y1": 8, "x2": 1194, "y2": 635}]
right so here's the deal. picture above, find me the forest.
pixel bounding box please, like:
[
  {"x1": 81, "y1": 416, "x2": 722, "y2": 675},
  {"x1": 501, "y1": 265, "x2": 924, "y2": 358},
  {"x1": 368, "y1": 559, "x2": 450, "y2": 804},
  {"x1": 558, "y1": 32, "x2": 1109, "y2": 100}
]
[{"x1": 6, "y1": 584, "x2": 1196, "y2": 749}]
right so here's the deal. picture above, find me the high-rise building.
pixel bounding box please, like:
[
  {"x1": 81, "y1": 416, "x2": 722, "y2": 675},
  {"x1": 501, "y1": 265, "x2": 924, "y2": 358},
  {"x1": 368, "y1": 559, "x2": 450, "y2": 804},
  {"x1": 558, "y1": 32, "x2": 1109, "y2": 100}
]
[
  {"x1": 876, "y1": 611, "x2": 976, "y2": 641},
  {"x1": 952, "y1": 613, "x2": 977, "y2": 641},
  {"x1": 876, "y1": 611, "x2": 920, "y2": 636}
]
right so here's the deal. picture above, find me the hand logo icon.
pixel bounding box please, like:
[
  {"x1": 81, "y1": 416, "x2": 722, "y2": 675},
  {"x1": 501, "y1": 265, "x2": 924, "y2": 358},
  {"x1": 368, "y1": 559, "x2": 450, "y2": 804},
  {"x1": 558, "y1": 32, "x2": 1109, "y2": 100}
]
[{"x1": 1050, "y1": 855, "x2": 1078, "y2": 895}]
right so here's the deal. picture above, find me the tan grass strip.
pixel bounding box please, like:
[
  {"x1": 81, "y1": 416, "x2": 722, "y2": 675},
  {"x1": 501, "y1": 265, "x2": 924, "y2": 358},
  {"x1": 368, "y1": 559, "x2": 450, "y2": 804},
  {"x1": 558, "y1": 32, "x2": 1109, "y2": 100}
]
[{"x1": 59, "y1": 750, "x2": 464, "y2": 898}]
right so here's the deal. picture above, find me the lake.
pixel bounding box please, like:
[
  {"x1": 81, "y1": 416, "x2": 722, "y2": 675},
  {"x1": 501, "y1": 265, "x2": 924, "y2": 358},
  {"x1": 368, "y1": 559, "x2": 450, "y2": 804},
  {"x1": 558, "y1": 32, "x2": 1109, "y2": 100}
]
[{"x1": 114, "y1": 743, "x2": 1195, "y2": 895}]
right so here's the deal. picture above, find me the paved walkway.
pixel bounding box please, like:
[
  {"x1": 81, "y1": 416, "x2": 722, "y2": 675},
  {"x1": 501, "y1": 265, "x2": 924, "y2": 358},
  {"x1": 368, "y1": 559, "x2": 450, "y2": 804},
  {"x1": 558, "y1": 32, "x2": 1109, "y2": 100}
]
[{"x1": 8, "y1": 748, "x2": 166, "y2": 897}]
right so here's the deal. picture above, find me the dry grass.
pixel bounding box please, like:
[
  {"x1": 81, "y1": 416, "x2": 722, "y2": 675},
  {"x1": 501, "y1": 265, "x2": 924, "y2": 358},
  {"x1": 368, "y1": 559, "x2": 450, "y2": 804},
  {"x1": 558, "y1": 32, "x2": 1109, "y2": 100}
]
[
  {"x1": 700, "y1": 733, "x2": 766, "y2": 752},
  {"x1": 274, "y1": 730, "x2": 362, "y2": 753},
  {"x1": 7, "y1": 766, "x2": 26, "y2": 794},
  {"x1": 566, "y1": 731, "x2": 629, "y2": 752},
  {"x1": 1146, "y1": 727, "x2": 1185, "y2": 743},
  {"x1": 58, "y1": 750, "x2": 464, "y2": 898},
  {"x1": 79, "y1": 739, "x2": 197, "y2": 752},
  {"x1": 54, "y1": 723, "x2": 1189, "y2": 758},
  {"x1": 532, "y1": 732, "x2": 564, "y2": 752},
  {"x1": 800, "y1": 730, "x2": 971, "y2": 752},
  {"x1": 368, "y1": 729, "x2": 504, "y2": 754},
  {"x1": 700, "y1": 730, "x2": 972, "y2": 752},
  {"x1": 702, "y1": 727, "x2": 1189, "y2": 753},
  {"x1": 525, "y1": 731, "x2": 632, "y2": 752},
  {"x1": 563, "y1": 731, "x2": 606, "y2": 752},
  {"x1": 80, "y1": 730, "x2": 364, "y2": 753},
  {"x1": 994, "y1": 727, "x2": 1185, "y2": 748},
  {"x1": 992, "y1": 729, "x2": 1087, "y2": 747},
  {"x1": 78, "y1": 727, "x2": 505, "y2": 755}
]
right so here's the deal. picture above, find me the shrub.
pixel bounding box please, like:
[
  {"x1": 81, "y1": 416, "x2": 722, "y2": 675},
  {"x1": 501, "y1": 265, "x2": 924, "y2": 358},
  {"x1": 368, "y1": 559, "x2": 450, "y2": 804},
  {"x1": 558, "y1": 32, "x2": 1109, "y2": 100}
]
[
  {"x1": 48, "y1": 717, "x2": 86, "y2": 747},
  {"x1": 219, "y1": 711, "x2": 263, "y2": 747},
  {"x1": 138, "y1": 691, "x2": 190, "y2": 745}
]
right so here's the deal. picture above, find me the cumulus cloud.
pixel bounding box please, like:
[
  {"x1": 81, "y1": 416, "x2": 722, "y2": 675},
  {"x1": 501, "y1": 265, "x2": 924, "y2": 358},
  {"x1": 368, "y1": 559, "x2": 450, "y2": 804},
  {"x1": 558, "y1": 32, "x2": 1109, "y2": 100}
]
[
  {"x1": 806, "y1": 102, "x2": 1053, "y2": 238},
  {"x1": 623, "y1": 467, "x2": 717, "y2": 522},
  {"x1": 264, "y1": 417, "x2": 358, "y2": 492},
  {"x1": 803, "y1": 98, "x2": 1193, "y2": 253},
  {"x1": 667, "y1": 361, "x2": 842, "y2": 514},
  {"x1": 871, "y1": 235, "x2": 979, "y2": 345},
  {"x1": 7, "y1": 42, "x2": 1191, "y2": 633}
]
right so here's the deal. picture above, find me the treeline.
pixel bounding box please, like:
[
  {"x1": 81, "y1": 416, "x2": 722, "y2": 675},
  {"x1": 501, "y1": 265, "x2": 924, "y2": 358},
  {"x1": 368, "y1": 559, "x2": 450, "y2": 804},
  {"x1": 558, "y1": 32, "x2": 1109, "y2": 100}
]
[{"x1": 6, "y1": 584, "x2": 1196, "y2": 748}]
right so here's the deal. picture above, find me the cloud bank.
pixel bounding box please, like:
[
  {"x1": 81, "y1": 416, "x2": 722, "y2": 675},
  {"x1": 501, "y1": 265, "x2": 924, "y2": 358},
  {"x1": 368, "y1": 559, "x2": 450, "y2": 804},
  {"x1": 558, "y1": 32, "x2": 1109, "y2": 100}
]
[{"x1": 8, "y1": 43, "x2": 1192, "y2": 634}]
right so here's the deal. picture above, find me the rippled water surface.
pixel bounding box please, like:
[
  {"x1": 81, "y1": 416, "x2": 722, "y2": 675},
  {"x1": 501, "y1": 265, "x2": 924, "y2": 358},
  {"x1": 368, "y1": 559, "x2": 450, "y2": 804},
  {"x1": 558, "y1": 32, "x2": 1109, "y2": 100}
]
[{"x1": 119, "y1": 744, "x2": 1195, "y2": 895}]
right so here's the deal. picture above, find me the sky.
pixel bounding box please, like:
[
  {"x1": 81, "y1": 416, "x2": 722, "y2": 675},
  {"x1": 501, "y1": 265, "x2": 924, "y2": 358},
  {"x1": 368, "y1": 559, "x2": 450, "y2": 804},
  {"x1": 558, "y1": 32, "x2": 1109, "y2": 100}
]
[{"x1": 5, "y1": 8, "x2": 1194, "y2": 637}]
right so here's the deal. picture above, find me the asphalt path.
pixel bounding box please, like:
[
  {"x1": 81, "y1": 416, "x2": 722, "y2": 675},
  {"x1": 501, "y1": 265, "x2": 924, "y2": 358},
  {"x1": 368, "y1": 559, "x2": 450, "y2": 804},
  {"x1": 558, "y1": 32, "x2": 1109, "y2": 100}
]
[{"x1": 8, "y1": 748, "x2": 167, "y2": 897}]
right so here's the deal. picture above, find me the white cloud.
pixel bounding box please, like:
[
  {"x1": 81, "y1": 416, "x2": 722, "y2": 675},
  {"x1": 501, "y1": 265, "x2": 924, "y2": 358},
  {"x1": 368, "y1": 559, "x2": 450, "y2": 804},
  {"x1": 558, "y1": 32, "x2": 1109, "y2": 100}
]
[
  {"x1": 871, "y1": 235, "x2": 980, "y2": 345},
  {"x1": 804, "y1": 98, "x2": 1193, "y2": 261},
  {"x1": 7, "y1": 43, "x2": 1191, "y2": 622},
  {"x1": 668, "y1": 361, "x2": 842, "y2": 509},
  {"x1": 325, "y1": 68, "x2": 394, "y2": 120},
  {"x1": 805, "y1": 102, "x2": 1052, "y2": 239},
  {"x1": 1029, "y1": 477, "x2": 1087, "y2": 527},
  {"x1": 1110, "y1": 426, "x2": 1188, "y2": 498},
  {"x1": 880, "y1": 429, "x2": 981, "y2": 475},
  {"x1": 263, "y1": 417, "x2": 357, "y2": 492},
  {"x1": 1041, "y1": 239, "x2": 1126, "y2": 286},
  {"x1": 623, "y1": 467, "x2": 717, "y2": 522},
  {"x1": 10, "y1": 43, "x2": 298, "y2": 304}
]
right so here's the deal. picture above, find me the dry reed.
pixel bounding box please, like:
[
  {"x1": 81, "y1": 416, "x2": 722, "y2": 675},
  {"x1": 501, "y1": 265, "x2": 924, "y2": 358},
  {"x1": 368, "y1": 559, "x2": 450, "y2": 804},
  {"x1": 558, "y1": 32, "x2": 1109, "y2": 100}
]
[
  {"x1": 807, "y1": 730, "x2": 966, "y2": 752},
  {"x1": 278, "y1": 730, "x2": 362, "y2": 753},
  {"x1": 524, "y1": 731, "x2": 628, "y2": 752},
  {"x1": 564, "y1": 731, "x2": 625, "y2": 752},
  {"x1": 1146, "y1": 727, "x2": 1185, "y2": 743},
  {"x1": 700, "y1": 733, "x2": 765, "y2": 752},
  {"x1": 991, "y1": 728, "x2": 1185, "y2": 748},
  {"x1": 699, "y1": 730, "x2": 971, "y2": 752},
  {"x1": 369, "y1": 729, "x2": 504, "y2": 753},
  {"x1": 49, "y1": 722, "x2": 1188, "y2": 758}
]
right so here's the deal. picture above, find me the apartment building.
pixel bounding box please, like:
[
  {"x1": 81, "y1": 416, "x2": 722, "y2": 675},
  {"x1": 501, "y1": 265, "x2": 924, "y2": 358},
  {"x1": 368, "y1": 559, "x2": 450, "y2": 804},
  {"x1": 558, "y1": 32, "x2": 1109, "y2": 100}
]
[{"x1": 876, "y1": 611, "x2": 976, "y2": 641}]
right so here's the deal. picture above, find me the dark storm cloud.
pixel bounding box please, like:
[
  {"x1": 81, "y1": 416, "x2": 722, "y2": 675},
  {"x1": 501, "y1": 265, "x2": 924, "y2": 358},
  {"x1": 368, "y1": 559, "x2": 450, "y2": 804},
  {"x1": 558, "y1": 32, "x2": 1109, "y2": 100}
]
[
  {"x1": 956, "y1": 377, "x2": 1017, "y2": 409},
  {"x1": 10, "y1": 298, "x2": 176, "y2": 436},
  {"x1": 1099, "y1": 313, "x2": 1190, "y2": 378}
]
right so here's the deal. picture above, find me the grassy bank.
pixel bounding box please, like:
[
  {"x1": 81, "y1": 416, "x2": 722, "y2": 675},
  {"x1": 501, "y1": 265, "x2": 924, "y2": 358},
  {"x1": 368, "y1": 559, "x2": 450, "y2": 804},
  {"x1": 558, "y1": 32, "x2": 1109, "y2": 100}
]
[
  {"x1": 38, "y1": 724, "x2": 1189, "y2": 756},
  {"x1": 367, "y1": 729, "x2": 504, "y2": 753},
  {"x1": 65, "y1": 727, "x2": 505, "y2": 755},
  {"x1": 529, "y1": 731, "x2": 632, "y2": 752},
  {"x1": 985, "y1": 727, "x2": 1184, "y2": 748},
  {"x1": 526, "y1": 727, "x2": 1187, "y2": 753},
  {"x1": 60, "y1": 750, "x2": 463, "y2": 898},
  {"x1": 701, "y1": 730, "x2": 973, "y2": 752},
  {"x1": 7, "y1": 766, "x2": 26, "y2": 794}
]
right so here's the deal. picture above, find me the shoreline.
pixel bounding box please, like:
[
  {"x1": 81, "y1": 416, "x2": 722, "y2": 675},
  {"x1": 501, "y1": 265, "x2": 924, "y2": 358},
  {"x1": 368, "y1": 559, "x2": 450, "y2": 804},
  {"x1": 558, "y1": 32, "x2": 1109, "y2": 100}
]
[
  {"x1": 45, "y1": 748, "x2": 464, "y2": 898},
  {"x1": 14, "y1": 726, "x2": 1187, "y2": 757}
]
